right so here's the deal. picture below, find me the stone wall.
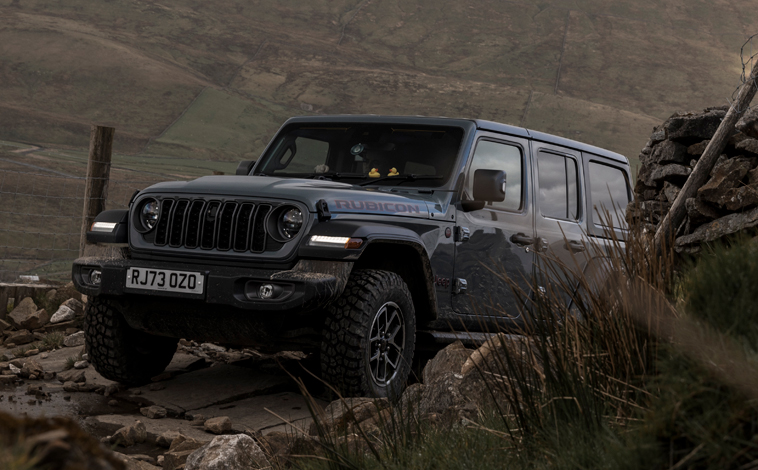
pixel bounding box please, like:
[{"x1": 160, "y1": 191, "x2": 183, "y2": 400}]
[{"x1": 629, "y1": 106, "x2": 758, "y2": 254}]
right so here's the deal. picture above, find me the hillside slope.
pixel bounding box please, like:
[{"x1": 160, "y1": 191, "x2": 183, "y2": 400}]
[{"x1": 0, "y1": 0, "x2": 755, "y2": 171}]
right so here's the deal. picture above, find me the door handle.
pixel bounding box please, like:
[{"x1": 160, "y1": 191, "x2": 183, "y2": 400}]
[
  {"x1": 510, "y1": 233, "x2": 533, "y2": 246},
  {"x1": 565, "y1": 240, "x2": 586, "y2": 253}
]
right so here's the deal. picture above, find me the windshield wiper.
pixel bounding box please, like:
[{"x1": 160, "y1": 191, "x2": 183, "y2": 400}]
[
  {"x1": 357, "y1": 174, "x2": 443, "y2": 186},
  {"x1": 256, "y1": 172, "x2": 364, "y2": 181},
  {"x1": 309, "y1": 172, "x2": 366, "y2": 181}
]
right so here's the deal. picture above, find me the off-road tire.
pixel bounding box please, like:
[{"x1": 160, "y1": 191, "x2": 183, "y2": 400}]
[
  {"x1": 321, "y1": 269, "x2": 416, "y2": 398},
  {"x1": 84, "y1": 296, "x2": 178, "y2": 386}
]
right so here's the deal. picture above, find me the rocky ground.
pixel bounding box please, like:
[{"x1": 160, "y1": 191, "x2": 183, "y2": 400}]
[
  {"x1": 0, "y1": 283, "x2": 333, "y2": 469},
  {"x1": 630, "y1": 105, "x2": 758, "y2": 253},
  {"x1": 0, "y1": 283, "x2": 522, "y2": 469}
]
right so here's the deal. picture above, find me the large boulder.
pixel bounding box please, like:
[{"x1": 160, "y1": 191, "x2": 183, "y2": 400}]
[
  {"x1": 459, "y1": 334, "x2": 545, "y2": 410},
  {"x1": 422, "y1": 341, "x2": 473, "y2": 385},
  {"x1": 309, "y1": 397, "x2": 388, "y2": 436},
  {"x1": 8, "y1": 298, "x2": 49, "y2": 330},
  {"x1": 418, "y1": 370, "x2": 468, "y2": 417},
  {"x1": 185, "y1": 434, "x2": 270, "y2": 470}
]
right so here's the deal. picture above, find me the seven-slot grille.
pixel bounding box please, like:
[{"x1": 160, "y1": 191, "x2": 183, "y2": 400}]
[{"x1": 150, "y1": 198, "x2": 273, "y2": 252}]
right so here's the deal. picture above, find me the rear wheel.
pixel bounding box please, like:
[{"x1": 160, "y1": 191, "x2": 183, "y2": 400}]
[
  {"x1": 321, "y1": 269, "x2": 416, "y2": 398},
  {"x1": 84, "y1": 296, "x2": 178, "y2": 386}
]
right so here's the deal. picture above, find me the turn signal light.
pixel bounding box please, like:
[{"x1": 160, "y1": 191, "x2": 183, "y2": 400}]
[
  {"x1": 345, "y1": 238, "x2": 363, "y2": 249},
  {"x1": 309, "y1": 236, "x2": 364, "y2": 249}
]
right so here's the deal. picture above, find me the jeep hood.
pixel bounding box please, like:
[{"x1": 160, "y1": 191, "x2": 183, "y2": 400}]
[{"x1": 141, "y1": 175, "x2": 451, "y2": 219}]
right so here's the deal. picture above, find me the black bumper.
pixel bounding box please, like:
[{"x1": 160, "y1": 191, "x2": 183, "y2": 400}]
[{"x1": 72, "y1": 258, "x2": 344, "y2": 313}]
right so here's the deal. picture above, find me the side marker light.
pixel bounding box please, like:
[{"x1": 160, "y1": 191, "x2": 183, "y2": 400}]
[{"x1": 91, "y1": 222, "x2": 117, "y2": 232}]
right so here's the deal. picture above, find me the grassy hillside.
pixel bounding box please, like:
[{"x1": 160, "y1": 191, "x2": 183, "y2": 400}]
[{"x1": 0, "y1": 0, "x2": 755, "y2": 174}]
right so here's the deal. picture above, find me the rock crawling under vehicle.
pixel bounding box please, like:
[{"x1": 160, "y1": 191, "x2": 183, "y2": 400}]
[{"x1": 73, "y1": 115, "x2": 632, "y2": 398}]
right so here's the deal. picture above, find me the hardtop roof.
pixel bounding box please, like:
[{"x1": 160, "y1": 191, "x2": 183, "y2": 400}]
[
  {"x1": 474, "y1": 119, "x2": 628, "y2": 164},
  {"x1": 282, "y1": 115, "x2": 628, "y2": 165}
]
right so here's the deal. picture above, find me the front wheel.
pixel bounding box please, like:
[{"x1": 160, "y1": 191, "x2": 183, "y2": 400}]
[
  {"x1": 84, "y1": 297, "x2": 178, "y2": 386},
  {"x1": 321, "y1": 270, "x2": 416, "y2": 398}
]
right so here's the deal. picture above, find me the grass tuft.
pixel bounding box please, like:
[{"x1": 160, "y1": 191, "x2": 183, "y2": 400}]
[
  {"x1": 63, "y1": 350, "x2": 84, "y2": 371},
  {"x1": 41, "y1": 332, "x2": 64, "y2": 350}
]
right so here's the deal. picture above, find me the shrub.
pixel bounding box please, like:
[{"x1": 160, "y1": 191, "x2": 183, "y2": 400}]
[{"x1": 681, "y1": 237, "x2": 758, "y2": 347}]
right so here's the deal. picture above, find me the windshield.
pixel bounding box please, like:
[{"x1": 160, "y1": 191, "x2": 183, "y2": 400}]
[{"x1": 254, "y1": 123, "x2": 464, "y2": 188}]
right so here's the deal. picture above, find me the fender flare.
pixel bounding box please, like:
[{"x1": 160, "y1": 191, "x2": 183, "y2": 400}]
[{"x1": 298, "y1": 220, "x2": 439, "y2": 321}]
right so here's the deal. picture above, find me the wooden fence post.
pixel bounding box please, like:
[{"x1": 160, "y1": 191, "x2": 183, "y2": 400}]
[
  {"x1": 653, "y1": 62, "x2": 758, "y2": 254},
  {"x1": 79, "y1": 125, "x2": 115, "y2": 257}
]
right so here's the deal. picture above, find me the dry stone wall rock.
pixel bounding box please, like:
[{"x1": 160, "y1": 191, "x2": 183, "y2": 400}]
[
  {"x1": 737, "y1": 107, "x2": 758, "y2": 138},
  {"x1": 629, "y1": 105, "x2": 758, "y2": 254}
]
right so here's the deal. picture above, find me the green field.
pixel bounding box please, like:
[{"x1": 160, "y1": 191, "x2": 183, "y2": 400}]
[{"x1": 0, "y1": 0, "x2": 754, "y2": 177}]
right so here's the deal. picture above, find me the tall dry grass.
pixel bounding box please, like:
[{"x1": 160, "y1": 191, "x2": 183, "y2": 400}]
[{"x1": 290, "y1": 215, "x2": 758, "y2": 469}]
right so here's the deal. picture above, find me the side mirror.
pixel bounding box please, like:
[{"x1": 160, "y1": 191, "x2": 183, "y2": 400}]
[
  {"x1": 473, "y1": 169, "x2": 506, "y2": 202},
  {"x1": 236, "y1": 160, "x2": 257, "y2": 175}
]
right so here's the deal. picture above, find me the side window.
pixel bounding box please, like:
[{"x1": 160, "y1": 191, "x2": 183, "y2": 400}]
[
  {"x1": 537, "y1": 151, "x2": 580, "y2": 221},
  {"x1": 589, "y1": 162, "x2": 630, "y2": 228},
  {"x1": 466, "y1": 140, "x2": 523, "y2": 212}
]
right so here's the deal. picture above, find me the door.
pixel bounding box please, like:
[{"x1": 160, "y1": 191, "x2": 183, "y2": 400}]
[
  {"x1": 452, "y1": 134, "x2": 535, "y2": 322},
  {"x1": 532, "y1": 144, "x2": 589, "y2": 303}
]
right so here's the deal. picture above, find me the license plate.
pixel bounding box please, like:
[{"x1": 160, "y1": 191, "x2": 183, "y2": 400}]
[{"x1": 125, "y1": 268, "x2": 204, "y2": 294}]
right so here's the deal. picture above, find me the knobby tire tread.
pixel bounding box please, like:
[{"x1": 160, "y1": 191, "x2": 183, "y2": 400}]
[
  {"x1": 321, "y1": 269, "x2": 416, "y2": 397},
  {"x1": 85, "y1": 297, "x2": 177, "y2": 385}
]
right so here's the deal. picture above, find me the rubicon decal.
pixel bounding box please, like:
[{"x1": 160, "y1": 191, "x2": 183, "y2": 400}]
[{"x1": 333, "y1": 200, "x2": 422, "y2": 214}]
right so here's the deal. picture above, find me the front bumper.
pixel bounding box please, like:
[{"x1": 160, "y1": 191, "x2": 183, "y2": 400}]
[{"x1": 72, "y1": 257, "x2": 346, "y2": 313}]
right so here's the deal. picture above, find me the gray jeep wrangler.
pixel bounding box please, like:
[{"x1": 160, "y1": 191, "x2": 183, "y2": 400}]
[{"x1": 73, "y1": 115, "x2": 631, "y2": 397}]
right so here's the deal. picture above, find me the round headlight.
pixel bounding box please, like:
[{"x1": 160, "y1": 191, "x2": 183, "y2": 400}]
[
  {"x1": 140, "y1": 199, "x2": 160, "y2": 231},
  {"x1": 279, "y1": 208, "x2": 303, "y2": 239}
]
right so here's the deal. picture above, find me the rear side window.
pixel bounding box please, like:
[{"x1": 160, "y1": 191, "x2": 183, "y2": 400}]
[
  {"x1": 537, "y1": 151, "x2": 580, "y2": 221},
  {"x1": 589, "y1": 162, "x2": 630, "y2": 228}
]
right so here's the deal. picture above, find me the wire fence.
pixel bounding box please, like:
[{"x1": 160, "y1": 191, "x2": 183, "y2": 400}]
[
  {"x1": 0, "y1": 157, "x2": 189, "y2": 282},
  {"x1": 730, "y1": 34, "x2": 758, "y2": 113}
]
